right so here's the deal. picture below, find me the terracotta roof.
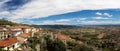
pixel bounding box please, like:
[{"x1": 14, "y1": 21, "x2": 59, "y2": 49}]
[
  {"x1": 0, "y1": 38, "x2": 19, "y2": 47},
  {"x1": 19, "y1": 33, "x2": 31, "y2": 38},
  {"x1": 8, "y1": 26, "x2": 21, "y2": 29},
  {"x1": 0, "y1": 27, "x2": 7, "y2": 32},
  {"x1": 0, "y1": 30, "x2": 6, "y2": 32}
]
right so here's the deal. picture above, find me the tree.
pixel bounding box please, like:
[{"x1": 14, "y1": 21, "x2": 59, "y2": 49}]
[
  {"x1": 0, "y1": 48, "x2": 6, "y2": 51},
  {"x1": 46, "y1": 39, "x2": 67, "y2": 51},
  {"x1": 71, "y1": 45, "x2": 94, "y2": 51},
  {"x1": 67, "y1": 41, "x2": 78, "y2": 49}
]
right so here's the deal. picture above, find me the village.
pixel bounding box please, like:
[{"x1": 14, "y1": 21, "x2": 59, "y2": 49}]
[
  {"x1": 0, "y1": 25, "x2": 42, "y2": 50},
  {"x1": 0, "y1": 25, "x2": 81, "y2": 51}
]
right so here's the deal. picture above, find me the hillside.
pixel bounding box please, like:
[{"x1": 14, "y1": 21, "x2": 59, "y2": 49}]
[{"x1": 0, "y1": 19, "x2": 28, "y2": 26}]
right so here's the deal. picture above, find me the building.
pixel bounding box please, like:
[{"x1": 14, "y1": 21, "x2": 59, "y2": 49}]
[
  {"x1": 0, "y1": 38, "x2": 20, "y2": 51},
  {"x1": 17, "y1": 33, "x2": 31, "y2": 43},
  {"x1": 0, "y1": 27, "x2": 9, "y2": 40},
  {"x1": 0, "y1": 25, "x2": 38, "y2": 50},
  {"x1": 55, "y1": 33, "x2": 75, "y2": 45}
]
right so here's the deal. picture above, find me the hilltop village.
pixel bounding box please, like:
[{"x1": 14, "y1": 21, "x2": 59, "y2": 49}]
[
  {"x1": 0, "y1": 25, "x2": 41, "y2": 50},
  {"x1": 0, "y1": 25, "x2": 82, "y2": 51}
]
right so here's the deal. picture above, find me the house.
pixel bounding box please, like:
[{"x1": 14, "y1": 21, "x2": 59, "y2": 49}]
[
  {"x1": 8, "y1": 26, "x2": 22, "y2": 31},
  {"x1": 8, "y1": 26, "x2": 31, "y2": 33},
  {"x1": 34, "y1": 28, "x2": 45, "y2": 37},
  {"x1": 55, "y1": 34, "x2": 74, "y2": 41},
  {"x1": 55, "y1": 33, "x2": 75, "y2": 45},
  {"x1": 8, "y1": 26, "x2": 23, "y2": 36},
  {"x1": 19, "y1": 33, "x2": 31, "y2": 39},
  {"x1": 0, "y1": 25, "x2": 38, "y2": 51},
  {"x1": 17, "y1": 33, "x2": 31, "y2": 43},
  {"x1": 21, "y1": 26, "x2": 31, "y2": 33},
  {"x1": 0, "y1": 38, "x2": 20, "y2": 51},
  {"x1": 38, "y1": 28, "x2": 44, "y2": 34},
  {"x1": 8, "y1": 26, "x2": 33, "y2": 36},
  {"x1": 11, "y1": 30, "x2": 23, "y2": 37},
  {"x1": 31, "y1": 27, "x2": 37, "y2": 37},
  {"x1": 0, "y1": 27, "x2": 9, "y2": 40},
  {"x1": 0, "y1": 31, "x2": 12, "y2": 40}
]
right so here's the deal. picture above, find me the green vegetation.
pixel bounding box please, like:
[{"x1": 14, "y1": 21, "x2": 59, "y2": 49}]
[
  {"x1": 19, "y1": 25, "x2": 119, "y2": 51},
  {"x1": 38, "y1": 25, "x2": 120, "y2": 51},
  {"x1": 66, "y1": 41, "x2": 79, "y2": 49},
  {"x1": 0, "y1": 19, "x2": 29, "y2": 26},
  {"x1": 43, "y1": 34, "x2": 66, "y2": 51},
  {"x1": 46, "y1": 39, "x2": 67, "y2": 51},
  {"x1": 71, "y1": 45, "x2": 94, "y2": 51},
  {"x1": 0, "y1": 48, "x2": 6, "y2": 51},
  {"x1": 0, "y1": 19, "x2": 19, "y2": 26}
]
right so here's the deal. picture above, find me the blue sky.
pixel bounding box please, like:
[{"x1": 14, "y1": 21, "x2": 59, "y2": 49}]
[{"x1": 0, "y1": 0, "x2": 120, "y2": 25}]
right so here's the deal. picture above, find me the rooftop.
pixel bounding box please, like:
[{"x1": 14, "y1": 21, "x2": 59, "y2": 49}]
[
  {"x1": 19, "y1": 33, "x2": 31, "y2": 38},
  {"x1": 0, "y1": 27, "x2": 7, "y2": 32},
  {"x1": 8, "y1": 26, "x2": 30, "y2": 29},
  {"x1": 0, "y1": 38, "x2": 19, "y2": 47}
]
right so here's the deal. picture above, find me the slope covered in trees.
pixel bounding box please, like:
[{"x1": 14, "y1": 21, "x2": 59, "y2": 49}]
[{"x1": 0, "y1": 19, "x2": 29, "y2": 26}]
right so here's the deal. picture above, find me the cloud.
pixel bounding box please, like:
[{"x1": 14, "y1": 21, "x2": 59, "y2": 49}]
[
  {"x1": 38, "y1": 18, "x2": 87, "y2": 25},
  {"x1": 0, "y1": 0, "x2": 120, "y2": 23},
  {"x1": 81, "y1": 21, "x2": 120, "y2": 25},
  {"x1": 42, "y1": 20, "x2": 69, "y2": 25},
  {"x1": 0, "y1": 0, "x2": 10, "y2": 6},
  {"x1": 93, "y1": 12, "x2": 113, "y2": 19},
  {"x1": 56, "y1": 19, "x2": 71, "y2": 22},
  {"x1": 92, "y1": 16, "x2": 112, "y2": 19},
  {"x1": 96, "y1": 12, "x2": 113, "y2": 17},
  {"x1": 0, "y1": 0, "x2": 10, "y2": 11},
  {"x1": 103, "y1": 13, "x2": 113, "y2": 17},
  {"x1": 96, "y1": 12, "x2": 102, "y2": 15}
]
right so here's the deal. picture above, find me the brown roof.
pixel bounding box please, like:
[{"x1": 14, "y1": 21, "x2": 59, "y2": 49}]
[
  {"x1": 19, "y1": 33, "x2": 31, "y2": 38},
  {"x1": 0, "y1": 38, "x2": 19, "y2": 47},
  {"x1": 0, "y1": 27, "x2": 7, "y2": 32},
  {"x1": 8, "y1": 26, "x2": 21, "y2": 29}
]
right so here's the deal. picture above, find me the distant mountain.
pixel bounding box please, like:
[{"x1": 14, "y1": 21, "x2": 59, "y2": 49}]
[
  {"x1": 32, "y1": 24, "x2": 120, "y2": 29},
  {"x1": 32, "y1": 25, "x2": 80, "y2": 29},
  {"x1": 79, "y1": 24, "x2": 120, "y2": 27}
]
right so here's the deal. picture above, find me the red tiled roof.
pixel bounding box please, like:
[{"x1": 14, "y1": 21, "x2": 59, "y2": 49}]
[
  {"x1": 19, "y1": 33, "x2": 31, "y2": 38},
  {"x1": 0, "y1": 27, "x2": 7, "y2": 32},
  {"x1": 0, "y1": 38, "x2": 19, "y2": 47}
]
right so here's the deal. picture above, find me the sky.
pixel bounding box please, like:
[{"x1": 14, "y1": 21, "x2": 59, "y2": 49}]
[{"x1": 0, "y1": 0, "x2": 120, "y2": 25}]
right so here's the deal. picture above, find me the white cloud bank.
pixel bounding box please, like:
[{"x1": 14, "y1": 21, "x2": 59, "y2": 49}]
[
  {"x1": 0, "y1": 0, "x2": 120, "y2": 24},
  {"x1": 81, "y1": 21, "x2": 120, "y2": 25},
  {"x1": 38, "y1": 18, "x2": 87, "y2": 25},
  {"x1": 93, "y1": 12, "x2": 113, "y2": 19},
  {"x1": 96, "y1": 12, "x2": 113, "y2": 17}
]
